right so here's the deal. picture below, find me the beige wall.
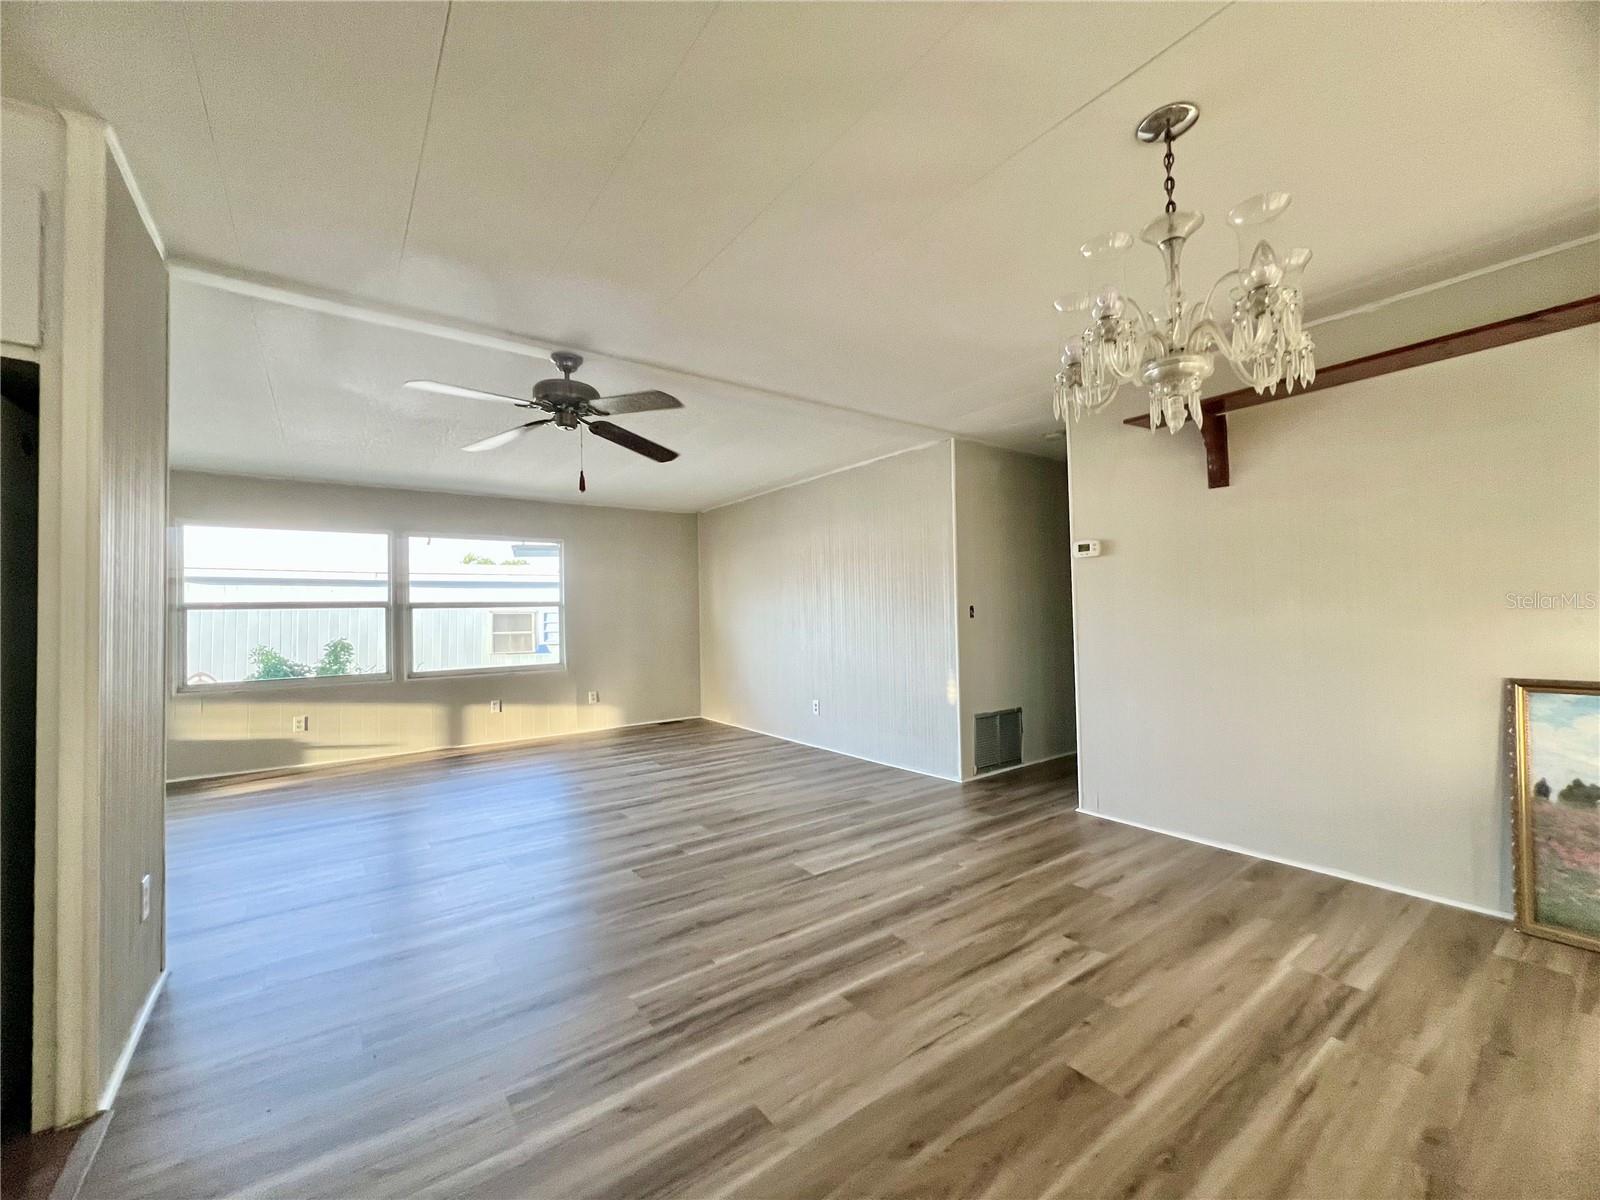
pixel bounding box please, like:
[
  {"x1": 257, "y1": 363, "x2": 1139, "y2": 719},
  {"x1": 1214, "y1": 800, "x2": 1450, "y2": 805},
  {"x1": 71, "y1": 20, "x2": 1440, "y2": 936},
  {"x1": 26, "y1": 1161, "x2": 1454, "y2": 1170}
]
[
  {"x1": 954, "y1": 441, "x2": 1074, "y2": 777},
  {"x1": 1067, "y1": 249, "x2": 1600, "y2": 914},
  {"x1": 96, "y1": 147, "x2": 167, "y2": 1096},
  {"x1": 12, "y1": 105, "x2": 169, "y2": 1126},
  {"x1": 167, "y1": 472, "x2": 700, "y2": 780},
  {"x1": 699, "y1": 443, "x2": 961, "y2": 779}
]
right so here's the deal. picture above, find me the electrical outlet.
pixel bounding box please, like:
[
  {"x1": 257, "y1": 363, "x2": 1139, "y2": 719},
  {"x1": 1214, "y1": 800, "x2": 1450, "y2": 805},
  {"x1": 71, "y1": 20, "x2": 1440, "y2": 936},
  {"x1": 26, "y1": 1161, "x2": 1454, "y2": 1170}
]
[
  {"x1": 489, "y1": 699, "x2": 503, "y2": 713},
  {"x1": 140, "y1": 874, "x2": 151, "y2": 922},
  {"x1": 811, "y1": 699, "x2": 821, "y2": 716},
  {"x1": 586, "y1": 690, "x2": 599, "y2": 705},
  {"x1": 292, "y1": 714, "x2": 309, "y2": 733}
]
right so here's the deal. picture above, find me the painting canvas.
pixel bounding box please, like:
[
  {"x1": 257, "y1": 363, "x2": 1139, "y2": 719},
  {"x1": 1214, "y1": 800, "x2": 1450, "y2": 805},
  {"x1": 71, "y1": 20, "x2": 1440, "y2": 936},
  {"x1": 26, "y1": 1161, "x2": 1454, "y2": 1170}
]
[{"x1": 1512, "y1": 680, "x2": 1600, "y2": 951}]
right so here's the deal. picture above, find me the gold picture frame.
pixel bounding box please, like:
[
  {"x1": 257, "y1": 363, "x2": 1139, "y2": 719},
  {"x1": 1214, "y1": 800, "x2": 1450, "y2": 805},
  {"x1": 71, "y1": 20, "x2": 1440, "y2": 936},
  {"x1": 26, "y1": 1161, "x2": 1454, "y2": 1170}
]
[{"x1": 1510, "y1": 678, "x2": 1600, "y2": 953}]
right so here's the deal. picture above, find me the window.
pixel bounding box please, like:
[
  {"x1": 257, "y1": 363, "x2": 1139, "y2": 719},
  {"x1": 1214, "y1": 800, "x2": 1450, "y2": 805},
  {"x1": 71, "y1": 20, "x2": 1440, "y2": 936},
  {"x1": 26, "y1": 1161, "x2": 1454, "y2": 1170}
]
[
  {"x1": 178, "y1": 525, "x2": 390, "y2": 687},
  {"x1": 407, "y1": 536, "x2": 562, "y2": 675},
  {"x1": 491, "y1": 611, "x2": 535, "y2": 655}
]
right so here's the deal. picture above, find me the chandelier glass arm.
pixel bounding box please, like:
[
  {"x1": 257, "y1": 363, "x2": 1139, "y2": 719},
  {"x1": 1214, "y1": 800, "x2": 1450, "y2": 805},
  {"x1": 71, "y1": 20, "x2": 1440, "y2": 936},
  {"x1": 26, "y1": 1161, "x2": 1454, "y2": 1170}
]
[
  {"x1": 1183, "y1": 314, "x2": 1227, "y2": 356},
  {"x1": 1115, "y1": 295, "x2": 1171, "y2": 366},
  {"x1": 1185, "y1": 314, "x2": 1265, "y2": 390},
  {"x1": 1199, "y1": 269, "x2": 1244, "y2": 325}
]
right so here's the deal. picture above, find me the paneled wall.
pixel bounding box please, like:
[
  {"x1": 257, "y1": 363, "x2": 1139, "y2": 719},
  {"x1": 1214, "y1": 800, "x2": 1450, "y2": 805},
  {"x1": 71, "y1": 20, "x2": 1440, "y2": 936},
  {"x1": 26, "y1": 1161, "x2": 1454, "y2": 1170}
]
[
  {"x1": 167, "y1": 473, "x2": 701, "y2": 780},
  {"x1": 1066, "y1": 244, "x2": 1600, "y2": 915},
  {"x1": 698, "y1": 443, "x2": 962, "y2": 779},
  {"x1": 953, "y1": 441, "x2": 1074, "y2": 777},
  {"x1": 11, "y1": 105, "x2": 171, "y2": 1126},
  {"x1": 96, "y1": 147, "x2": 168, "y2": 1095}
]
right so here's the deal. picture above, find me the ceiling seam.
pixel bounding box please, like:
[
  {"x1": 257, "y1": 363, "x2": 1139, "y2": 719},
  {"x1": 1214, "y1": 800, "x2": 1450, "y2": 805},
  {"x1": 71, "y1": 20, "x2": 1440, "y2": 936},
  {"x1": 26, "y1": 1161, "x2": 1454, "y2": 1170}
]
[
  {"x1": 241, "y1": 307, "x2": 292, "y2": 450},
  {"x1": 552, "y1": 2, "x2": 722, "y2": 272},
  {"x1": 667, "y1": 2, "x2": 979, "y2": 301},
  {"x1": 180, "y1": 7, "x2": 243, "y2": 256},
  {"x1": 180, "y1": 5, "x2": 291, "y2": 451},
  {"x1": 894, "y1": 2, "x2": 1236, "y2": 248},
  {"x1": 398, "y1": 0, "x2": 454, "y2": 265}
]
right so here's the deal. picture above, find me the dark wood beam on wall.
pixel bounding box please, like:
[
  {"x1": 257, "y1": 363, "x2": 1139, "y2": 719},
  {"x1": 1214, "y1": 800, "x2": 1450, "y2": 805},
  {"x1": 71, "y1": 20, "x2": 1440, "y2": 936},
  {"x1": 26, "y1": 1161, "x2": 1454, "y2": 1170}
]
[
  {"x1": 1123, "y1": 294, "x2": 1600, "y2": 488},
  {"x1": 1200, "y1": 412, "x2": 1229, "y2": 489}
]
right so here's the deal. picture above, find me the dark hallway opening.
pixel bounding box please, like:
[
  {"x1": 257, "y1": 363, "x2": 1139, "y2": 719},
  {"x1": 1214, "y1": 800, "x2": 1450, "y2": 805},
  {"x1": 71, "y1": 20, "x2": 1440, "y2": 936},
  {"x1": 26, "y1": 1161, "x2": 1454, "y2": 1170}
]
[{"x1": 2, "y1": 356, "x2": 41, "y2": 1136}]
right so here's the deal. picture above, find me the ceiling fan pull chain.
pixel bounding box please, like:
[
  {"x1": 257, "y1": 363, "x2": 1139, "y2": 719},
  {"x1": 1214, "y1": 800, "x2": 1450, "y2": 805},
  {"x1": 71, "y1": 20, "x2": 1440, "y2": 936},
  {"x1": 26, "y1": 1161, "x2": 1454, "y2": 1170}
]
[{"x1": 579, "y1": 426, "x2": 587, "y2": 493}]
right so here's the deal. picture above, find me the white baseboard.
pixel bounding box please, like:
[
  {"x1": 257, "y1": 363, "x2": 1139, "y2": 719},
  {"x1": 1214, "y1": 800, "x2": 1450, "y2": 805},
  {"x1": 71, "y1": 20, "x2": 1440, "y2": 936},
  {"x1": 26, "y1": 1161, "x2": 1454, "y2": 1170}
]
[
  {"x1": 167, "y1": 714, "x2": 702, "y2": 788},
  {"x1": 704, "y1": 718, "x2": 963, "y2": 782},
  {"x1": 99, "y1": 968, "x2": 166, "y2": 1112},
  {"x1": 1081, "y1": 808, "x2": 1512, "y2": 920}
]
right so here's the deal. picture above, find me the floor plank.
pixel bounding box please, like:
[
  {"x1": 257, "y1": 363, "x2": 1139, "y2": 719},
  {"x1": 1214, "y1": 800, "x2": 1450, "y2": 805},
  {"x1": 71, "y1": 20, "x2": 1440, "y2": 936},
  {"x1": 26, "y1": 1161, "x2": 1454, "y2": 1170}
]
[{"x1": 82, "y1": 720, "x2": 1596, "y2": 1198}]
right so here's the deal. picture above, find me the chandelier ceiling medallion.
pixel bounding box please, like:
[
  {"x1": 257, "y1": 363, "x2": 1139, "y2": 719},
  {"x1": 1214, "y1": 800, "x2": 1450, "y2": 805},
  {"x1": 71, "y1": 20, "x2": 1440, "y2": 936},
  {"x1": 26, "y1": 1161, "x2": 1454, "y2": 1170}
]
[{"x1": 1053, "y1": 101, "x2": 1315, "y2": 435}]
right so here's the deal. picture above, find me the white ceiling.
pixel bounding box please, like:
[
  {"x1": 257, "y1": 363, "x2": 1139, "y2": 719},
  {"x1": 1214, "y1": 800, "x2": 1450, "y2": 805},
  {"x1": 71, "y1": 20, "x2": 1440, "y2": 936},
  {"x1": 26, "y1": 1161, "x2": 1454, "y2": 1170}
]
[
  {"x1": 164, "y1": 272, "x2": 945, "y2": 512},
  {"x1": 4, "y1": 2, "x2": 1596, "y2": 509}
]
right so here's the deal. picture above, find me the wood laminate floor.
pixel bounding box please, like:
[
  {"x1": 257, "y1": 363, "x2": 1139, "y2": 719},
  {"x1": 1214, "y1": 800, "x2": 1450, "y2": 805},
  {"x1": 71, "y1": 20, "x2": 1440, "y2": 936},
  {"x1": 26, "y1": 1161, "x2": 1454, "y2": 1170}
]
[{"x1": 87, "y1": 720, "x2": 1597, "y2": 1199}]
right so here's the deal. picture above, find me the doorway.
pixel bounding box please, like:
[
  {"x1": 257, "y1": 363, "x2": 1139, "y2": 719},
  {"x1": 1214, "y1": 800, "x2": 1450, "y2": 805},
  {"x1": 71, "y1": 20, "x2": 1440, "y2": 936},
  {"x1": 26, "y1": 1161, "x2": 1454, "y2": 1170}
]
[{"x1": 1, "y1": 356, "x2": 40, "y2": 1135}]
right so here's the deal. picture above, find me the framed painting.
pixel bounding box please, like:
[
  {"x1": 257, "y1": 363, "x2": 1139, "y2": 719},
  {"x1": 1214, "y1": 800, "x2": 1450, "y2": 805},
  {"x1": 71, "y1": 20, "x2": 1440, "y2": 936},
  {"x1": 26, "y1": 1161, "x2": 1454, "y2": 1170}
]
[{"x1": 1511, "y1": 679, "x2": 1600, "y2": 952}]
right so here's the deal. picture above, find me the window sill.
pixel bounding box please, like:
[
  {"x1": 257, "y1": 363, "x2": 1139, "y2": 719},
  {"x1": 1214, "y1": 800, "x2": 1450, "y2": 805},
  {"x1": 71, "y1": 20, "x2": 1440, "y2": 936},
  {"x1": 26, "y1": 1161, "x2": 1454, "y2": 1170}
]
[
  {"x1": 174, "y1": 671, "x2": 394, "y2": 697},
  {"x1": 404, "y1": 663, "x2": 568, "y2": 683}
]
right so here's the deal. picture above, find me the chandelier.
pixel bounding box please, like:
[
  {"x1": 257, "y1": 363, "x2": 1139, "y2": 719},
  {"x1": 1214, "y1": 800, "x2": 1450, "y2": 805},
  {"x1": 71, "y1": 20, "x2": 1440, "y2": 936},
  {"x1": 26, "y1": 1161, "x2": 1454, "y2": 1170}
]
[{"x1": 1053, "y1": 102, "x2": 1315, "y2": 435}]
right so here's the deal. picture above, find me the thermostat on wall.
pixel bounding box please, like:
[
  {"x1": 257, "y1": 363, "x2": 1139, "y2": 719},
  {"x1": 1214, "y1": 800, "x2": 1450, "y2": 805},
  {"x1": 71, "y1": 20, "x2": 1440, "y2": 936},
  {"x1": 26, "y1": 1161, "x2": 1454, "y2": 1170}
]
[{"x1": 1073, "y1": 539, "x2": 1102, "y2": 558}]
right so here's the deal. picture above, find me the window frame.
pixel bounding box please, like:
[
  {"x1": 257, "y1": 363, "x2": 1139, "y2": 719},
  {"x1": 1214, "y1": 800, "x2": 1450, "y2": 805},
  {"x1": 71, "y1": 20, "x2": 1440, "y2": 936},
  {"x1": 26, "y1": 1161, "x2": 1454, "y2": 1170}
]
[
  {"x1": 402, "y1": 533, "x2": 566, "y2": 680},
  {"x1": 171, "y1": 521, "x2": 396, "y2": 694}
]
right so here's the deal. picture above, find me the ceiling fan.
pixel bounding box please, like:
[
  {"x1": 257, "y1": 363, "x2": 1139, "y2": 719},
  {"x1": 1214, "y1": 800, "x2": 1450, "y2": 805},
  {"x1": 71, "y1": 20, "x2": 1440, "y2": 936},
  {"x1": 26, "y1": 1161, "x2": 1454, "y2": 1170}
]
[{"x1": 404, "y1": 351, "x2": 682, "y2": 466}]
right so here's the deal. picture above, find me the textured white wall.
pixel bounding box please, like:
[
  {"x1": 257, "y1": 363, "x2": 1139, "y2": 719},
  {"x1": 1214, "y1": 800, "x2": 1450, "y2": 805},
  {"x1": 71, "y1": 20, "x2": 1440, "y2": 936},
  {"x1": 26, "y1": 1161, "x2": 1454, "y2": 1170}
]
[
  {"x1": 954, "y1": 441, "x2": 1074, "y2": 778},
  {"x1": 1067, "y1": 250, "x2": 1600, "y2": 915},
  {"x1": 167, "y1": 472, "x2": 700, "y2": 780},
  {"x1": 698, "y1": 443, "x2": 961, "y2": 779}
]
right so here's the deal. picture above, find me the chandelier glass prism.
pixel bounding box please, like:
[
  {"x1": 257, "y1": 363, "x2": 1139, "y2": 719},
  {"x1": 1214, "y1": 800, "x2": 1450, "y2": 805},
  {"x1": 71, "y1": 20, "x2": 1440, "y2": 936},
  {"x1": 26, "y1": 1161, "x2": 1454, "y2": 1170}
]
[{"x1": 1053, "y1": 102, "x2": 1315, "y2": 435}]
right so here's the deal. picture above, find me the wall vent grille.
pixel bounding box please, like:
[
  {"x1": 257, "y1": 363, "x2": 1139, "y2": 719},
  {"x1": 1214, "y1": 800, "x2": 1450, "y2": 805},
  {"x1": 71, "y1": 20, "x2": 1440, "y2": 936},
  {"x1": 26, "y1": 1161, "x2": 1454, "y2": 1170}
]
[{"x1": 974, "y1": 708, "x2": 1022, "y2": 773}]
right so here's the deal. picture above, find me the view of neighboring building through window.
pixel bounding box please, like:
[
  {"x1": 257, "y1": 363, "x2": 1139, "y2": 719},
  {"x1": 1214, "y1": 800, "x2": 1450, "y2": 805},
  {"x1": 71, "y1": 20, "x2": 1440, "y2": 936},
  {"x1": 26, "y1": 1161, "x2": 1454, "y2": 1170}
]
[
  {"x1": 408, "y1": 536, "x2": 562, "y2": 674},
  {"x1": 177, "y1": 527, "x2": 563, "y2": 687},
  {"x1": 180, "y1": 525, "x2": 390, "y2": 685}
]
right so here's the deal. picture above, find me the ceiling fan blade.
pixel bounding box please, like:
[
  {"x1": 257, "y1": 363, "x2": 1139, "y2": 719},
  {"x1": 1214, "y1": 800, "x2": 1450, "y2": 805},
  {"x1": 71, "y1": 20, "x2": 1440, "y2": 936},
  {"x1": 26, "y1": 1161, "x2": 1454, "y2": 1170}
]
[
  {"x1": 462, "y1": 418, "x2": 551, "y2": 453},
  {"x1": 589, "y1": 390, "x2": 682, "y2": 416},
  {"x1": 586, "y1": 419, "x2": 678, "y2": 463},
  {"x1": 406, "y1": 379, "x2": 530, "y2": 406}
]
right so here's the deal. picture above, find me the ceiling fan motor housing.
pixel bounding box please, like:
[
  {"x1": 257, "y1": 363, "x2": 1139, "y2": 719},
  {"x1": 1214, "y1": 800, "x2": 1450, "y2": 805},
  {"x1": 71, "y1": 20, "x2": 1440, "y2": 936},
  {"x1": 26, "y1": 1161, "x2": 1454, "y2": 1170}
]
[
  {"x1": 533, "y1": 376, "x2": 601, "y2": 406},
  {"x1": 534, "y1": 352, "x2": 600, "y2": 423},
  {"x1": 534, "y1": 373, "x2": 600, "y2": 428}
]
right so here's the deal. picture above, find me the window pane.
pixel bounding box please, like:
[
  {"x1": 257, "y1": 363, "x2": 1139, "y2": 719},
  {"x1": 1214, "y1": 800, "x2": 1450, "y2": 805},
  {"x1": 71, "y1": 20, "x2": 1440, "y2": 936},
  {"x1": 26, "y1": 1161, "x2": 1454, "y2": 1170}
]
[
  {"x1": 183, "y1": 526, "x2": 388, "y2": 604},
  {"x1": 407, "y1": 536, "x2": 560, "y2": 604},
  {"x1": 184, "y1": 607, "x2": 387, "y2": 685},
  {"x1": 411, "y1": 606, "x2": 561, "y2": 672}
]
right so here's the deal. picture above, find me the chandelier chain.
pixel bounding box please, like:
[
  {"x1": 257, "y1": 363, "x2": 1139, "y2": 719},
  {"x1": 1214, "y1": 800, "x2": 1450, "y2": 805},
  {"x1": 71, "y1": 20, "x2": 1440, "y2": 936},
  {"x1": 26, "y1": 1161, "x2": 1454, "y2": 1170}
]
[{"x1": 1162, "y1": 127, "x2": 1176, "y2": 215}]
